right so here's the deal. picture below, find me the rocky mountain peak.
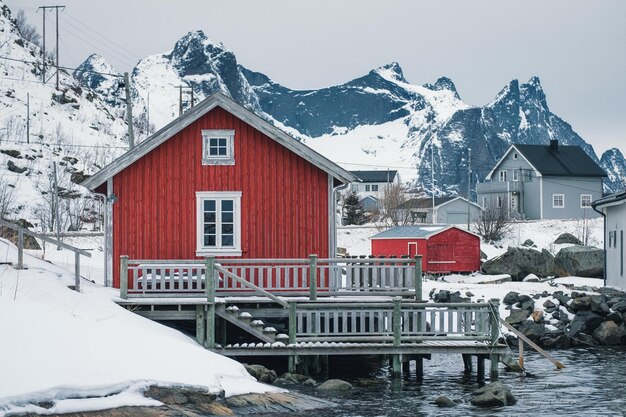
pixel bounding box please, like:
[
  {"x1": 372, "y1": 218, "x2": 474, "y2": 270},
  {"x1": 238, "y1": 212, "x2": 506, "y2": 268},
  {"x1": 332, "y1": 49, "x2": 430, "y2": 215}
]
[
  {"x1": 520, "y1": 76, "x2": 548, "y2": 111},
  {"x1": 424, "y1": 76, "x2": 460, "y2": 99},
  {"x1": 372, "y1": 62, "x2": 407, "y2": 83}
]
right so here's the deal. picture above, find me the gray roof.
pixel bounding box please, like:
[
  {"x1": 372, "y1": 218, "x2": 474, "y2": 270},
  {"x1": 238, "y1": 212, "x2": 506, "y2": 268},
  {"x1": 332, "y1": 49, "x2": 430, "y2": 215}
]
[
  {"x1": 396, "y1": 196, "x2": 456, "y2": 210},
  {"x1": 514, "y1": 144, "x2": 606, "y2": 177},
  {"x1": 82, "y1": 92, "x2": 357, "y2": 190},
  {"x1": 370, "y1": 225, "x2": 449, "y2": 239},
  {"x1": 350, "y1": 170, "x2": 398, "y2": 183},
  {"x1": 592, "y1": 190, "x2": 626, "y2": 208}
]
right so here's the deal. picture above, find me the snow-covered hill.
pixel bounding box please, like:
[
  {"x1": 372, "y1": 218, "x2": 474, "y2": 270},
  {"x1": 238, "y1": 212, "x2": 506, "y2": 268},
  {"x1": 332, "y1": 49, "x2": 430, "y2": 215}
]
[
  {"x1": 0, "y1": 2, "x2": 130, "y2": 227},
  {"x1": 75, "y1": 29, "x2": 625, "y2": 196}
]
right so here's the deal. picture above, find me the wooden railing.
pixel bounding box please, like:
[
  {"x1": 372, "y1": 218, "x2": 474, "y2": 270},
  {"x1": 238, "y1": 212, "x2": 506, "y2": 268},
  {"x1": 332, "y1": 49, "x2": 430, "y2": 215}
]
[
  {"x1": 120, "y1": 255, "x2": 422, "y2": 300},
  {"x1": 0, "y1": 219, "x2": 92, "y2": 292},
  {"x1": 288, "y1": 300, "x2": 497, "y2": 343}
]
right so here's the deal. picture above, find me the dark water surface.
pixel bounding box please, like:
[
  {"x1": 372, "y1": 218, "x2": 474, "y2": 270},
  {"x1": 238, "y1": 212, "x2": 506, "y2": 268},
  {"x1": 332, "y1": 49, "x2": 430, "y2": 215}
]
[{"x1": 262, "y1": 347, "x2": 626, "y2": 417}]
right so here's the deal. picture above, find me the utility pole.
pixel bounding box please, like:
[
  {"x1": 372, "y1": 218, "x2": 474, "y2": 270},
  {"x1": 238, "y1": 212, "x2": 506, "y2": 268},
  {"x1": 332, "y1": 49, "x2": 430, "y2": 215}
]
[
  {"x1": 53, "y1": 161, "x2": 61, "y2": 249},
  {"x1": 467, "y1": 147, "x2": 472, "y2": 230},
  {"x1": 37, "y1": 5, "x2": 64, "y2": 87},
  {"x1": 146, "y1": 92, "x2": 150, "y2": 134},
  {"x1": 124, "y1": 72, "x2": 135, "y2": 148},
  {"x1": 431, "y1": 141, "x2": 435, "y2": 224},
  {"x1": 177, "y1": 85, "x2": 194, "y2": 116},
  {"x1": 26, "y1": 93, "x2": 30, "y2": 144}
]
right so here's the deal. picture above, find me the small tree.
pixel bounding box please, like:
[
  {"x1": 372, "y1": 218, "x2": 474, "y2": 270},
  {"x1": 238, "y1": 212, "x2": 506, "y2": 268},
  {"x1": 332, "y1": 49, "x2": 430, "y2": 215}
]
[
  {"x1": 15, "y1": 10, "x2": 41, "y2": 46},
  {"x1": 376, "y1": 183, "x2": 417, "y2": 227},
  {"x1": 0, "y1": 174, "x2": 17, "y2": 219},
  {"x1": 473, "y1": 198, "x2": 512, "y2": 242},
  {"x1": 343, "y1": 191, "x2": 365, "y2": 225}
]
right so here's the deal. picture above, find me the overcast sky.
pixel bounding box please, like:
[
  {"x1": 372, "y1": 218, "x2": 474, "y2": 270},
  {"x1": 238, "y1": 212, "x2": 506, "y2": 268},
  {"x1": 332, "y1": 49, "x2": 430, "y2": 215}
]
[{"x1": 7, "y1": 0, "x2": 626, "y2": 155}]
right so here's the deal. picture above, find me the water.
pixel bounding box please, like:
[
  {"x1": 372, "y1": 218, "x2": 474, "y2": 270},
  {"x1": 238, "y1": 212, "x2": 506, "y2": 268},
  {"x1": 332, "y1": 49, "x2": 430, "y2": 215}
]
[{"x1": 263, "y1": 347, "x2": 626, "y2": 417}]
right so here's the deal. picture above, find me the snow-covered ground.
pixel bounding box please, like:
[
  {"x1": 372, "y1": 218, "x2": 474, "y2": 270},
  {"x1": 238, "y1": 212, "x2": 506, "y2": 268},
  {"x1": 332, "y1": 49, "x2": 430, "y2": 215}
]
[{"x1": 0, "y1": 239, "x2": 277, "y2": 416}]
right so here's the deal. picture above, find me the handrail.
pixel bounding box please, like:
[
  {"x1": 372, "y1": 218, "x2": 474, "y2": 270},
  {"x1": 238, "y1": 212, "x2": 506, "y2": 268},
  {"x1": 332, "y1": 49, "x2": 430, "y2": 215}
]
[
  {"x1": 500, "y1": 318, "x2": 565, "y2": 369},
  {"x1": 214, "y1": 263, "x2": 289, "y2": 308},
  {"x1": 0, "y1": 219, "x2": 91, "y2": 292},
  {"x1": 295, "y1": 302, "x2": 490, "y2": 309}
]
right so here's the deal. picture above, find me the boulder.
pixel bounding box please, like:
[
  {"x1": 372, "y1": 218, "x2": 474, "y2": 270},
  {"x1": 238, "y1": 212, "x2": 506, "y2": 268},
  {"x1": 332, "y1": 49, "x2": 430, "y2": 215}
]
[
  {"x1": 554, "y1": 233, "x2": 582, "y2": 245},
  {"x1": 543, "y1": 299, "x2": 557, "y2": 310},
  {"x1": 552, "y1": 292, "x2": 571, "y2": 306},
  {"x1": 572, "y1": 333, "x2": 598, "y2": 346},
  {"x1": 538, "y1": 330, "x2": 570, "y2": 349},
  {"x1": 517, "y1": 298, "x2": 535, "y2": 312},
  {"x1": 522, "y1": 239, "x2": 535, "y2": 247},
  {"x1": 569, "y1": 296, "x2": 592, "y2": 313},
  {"x1": 317, "y1": 379, "x2": 353, "y2": 391},
  {"x1": 434, "y1": 396, "x2": 456, "y2": 407},
  {"x1": 500, "y1": 355, "x2": 524, "y2": 371},
  {"x1": 531, "y1": 310, "x2": 544, "y2": 323},
  {"x1": 470, "y1": 382, "x2": 516, "y2": 407},
  {"x1": 503, "y1": 291, "x2": 519, "y2": 306},
  {"x1": 505, "y1": 309, "x2": 530, "y2": 325},
  {"x1": 553, "y1": 246, "x2": 604, "y2": 278},
  {"x1": 482, "y1": 247, "x2": 555, "y2": 280},
  {"x1": 568, "y1": 312, "x2": 603, "y2": 339},
  {"x1": 606, "y1": 312, "x2": 623, "y2": 324},
  {"x1": 612, "y1": 301, "x2": 626, "y2": 313},
  {"x1": 434, "y1": 290, "x2": 450, "y2": 302},
  {"x1": 516, "y1": 320, "x2": 546, "y2": 341},
  {"x1": 590, "y1": 296, "x2": 611, "y2": 316},
  {"x1": 592, "y1": 321, "x2": 626, "y2": 345},
  {"x1": 244, "y1": 364, "x2": 277, "y2": 383}
]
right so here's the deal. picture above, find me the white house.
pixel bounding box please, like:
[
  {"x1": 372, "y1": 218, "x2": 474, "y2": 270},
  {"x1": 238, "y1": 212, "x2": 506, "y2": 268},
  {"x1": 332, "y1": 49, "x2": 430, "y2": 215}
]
[
  {"x1": 592, "y1": 191, "x2": 626, "y2": 290},
  {"x1": 350, "y1": 170, "x2": 400, "y2": 197}
]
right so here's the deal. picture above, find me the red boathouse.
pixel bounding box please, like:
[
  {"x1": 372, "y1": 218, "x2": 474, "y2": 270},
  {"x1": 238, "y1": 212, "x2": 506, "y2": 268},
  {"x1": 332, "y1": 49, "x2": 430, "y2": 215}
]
[
  {"x1": 370, "y1": 225, "x2": 480, "y2": 273},
  {"x1": 82, "y1": 92, "x2": 356, "y2": 288}
]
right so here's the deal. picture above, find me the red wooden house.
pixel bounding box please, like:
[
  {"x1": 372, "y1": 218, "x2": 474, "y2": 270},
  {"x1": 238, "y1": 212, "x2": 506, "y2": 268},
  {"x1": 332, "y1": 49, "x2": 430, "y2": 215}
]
[
  {"x1": 370, "y1": 225, "x2": 480, "y2": 273},
  {"x1": 82, "y1": 92, "x2": 355, "y2": 288}
]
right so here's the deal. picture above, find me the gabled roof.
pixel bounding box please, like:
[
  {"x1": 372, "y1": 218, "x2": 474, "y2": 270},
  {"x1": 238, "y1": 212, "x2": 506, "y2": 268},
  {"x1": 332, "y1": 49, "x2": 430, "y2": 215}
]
[
  {"x1": 592, "y1": 190, "x2": 626, "y2": 209},
  {"x1": 82, "y1": 92, "x2": 357, "y2": 190},
  {"x1": 486, "y1": 143, "x2": 606, "y2": 180},
  {"x1": 350, "y1": 170, "x2": 398, "y2": 183},
  {"x1": 396, "y1": 196, "x2": 482, "y2": 210},
  {"x1": 370, "y1": 225, "x2": 479, "y2": 239}
]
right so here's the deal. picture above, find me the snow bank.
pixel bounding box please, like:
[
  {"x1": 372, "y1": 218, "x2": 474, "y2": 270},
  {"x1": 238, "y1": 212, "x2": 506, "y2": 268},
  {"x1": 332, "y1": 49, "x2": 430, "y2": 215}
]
[{"x1": 0, "y1": 239, "x2": 277, "y2": 416}]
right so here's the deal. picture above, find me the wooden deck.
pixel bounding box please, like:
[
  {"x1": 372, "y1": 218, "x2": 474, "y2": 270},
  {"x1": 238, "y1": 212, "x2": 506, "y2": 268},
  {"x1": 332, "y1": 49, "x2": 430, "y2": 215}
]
[{"x1": 116, "y1": 256, "x2": 506, "y2": 378}]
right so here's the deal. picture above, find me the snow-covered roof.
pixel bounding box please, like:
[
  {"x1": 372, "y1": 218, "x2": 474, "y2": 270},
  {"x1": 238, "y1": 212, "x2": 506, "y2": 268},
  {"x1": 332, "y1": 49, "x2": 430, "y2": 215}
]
[
  {"x1": 370, "y1": 225, "x2": 479, "y2": 239},
  {"x1": 592, "y1": 190, "x2": 626, "y2": 209},
  {"x1": 82, "y1": 92, "x2": 357, "y2": 190}
]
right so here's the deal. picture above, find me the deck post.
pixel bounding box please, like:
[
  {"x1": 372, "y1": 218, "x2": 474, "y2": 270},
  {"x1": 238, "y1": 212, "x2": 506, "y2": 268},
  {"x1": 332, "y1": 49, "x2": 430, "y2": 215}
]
[
  {"x1": 462, "y1": 354, "x2": 473, "y2": 372},
  {"x1": 74, "y1": 251, "x2": 81, "y2": 292},
  {"x1": 477, "y1": 355, "x2": 485, "y2": 380},
  {"x1": 392, "y1": 297, "x2": 402, "y2": 377},
  {"x1": 489, "y1": 298, "x2": 500, "y2": 380},
  {"x1": 309, "y1": 254, "x2": 317, "y2": 301},
  {"x1": 205, "y1": 256, "x2": 216, "y2": 349},
  {"x1": 17, "y1": 226, "x2": 24, "y2": 269},
  {"x1": 120, "y1": 255, "x2": 128, "y2": 299},
  {"x1": 413, "y1": 255, "x2": 422, "y2": 301},
  {"x1": 196, "y1": 305, "x2": 206, "y2": 344},
  {"x1": 288, "y1": 301, "x2": 297, "y2": 372}
]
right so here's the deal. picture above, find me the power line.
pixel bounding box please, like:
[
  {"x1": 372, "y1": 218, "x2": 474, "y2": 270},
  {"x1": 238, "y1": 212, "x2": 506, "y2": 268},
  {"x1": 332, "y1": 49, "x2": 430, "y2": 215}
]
[{"x1": 0, "y1": 55, "x2": 123, "y2": 77}]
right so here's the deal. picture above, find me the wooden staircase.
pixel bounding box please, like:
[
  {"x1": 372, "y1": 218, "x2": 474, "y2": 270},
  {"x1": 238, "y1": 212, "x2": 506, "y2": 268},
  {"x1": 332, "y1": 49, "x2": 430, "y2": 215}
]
[{"x1": 215, "y1": 303, "x2": 288, "y2": 344}]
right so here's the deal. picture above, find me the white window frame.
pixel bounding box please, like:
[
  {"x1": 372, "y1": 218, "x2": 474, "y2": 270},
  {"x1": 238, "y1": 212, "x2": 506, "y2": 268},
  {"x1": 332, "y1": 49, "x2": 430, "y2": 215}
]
[
  {"x1": 580, "y1": 194, "x2": 592, "y2": 209},
  {"x1": 201, "y1": 129, "x2": 235, "y2": 165},
  {"x1": 512, "y1": 169, "x2": 519, "y2": 181},
  {"x1": 497, "y1": 196, "x2": 503, "y2": 208},
  {"x1": 552, "y1": 193, "x2": 565, "y2": 209},
  {"x1": 371, "y1": 184, "x2": 379, "y2": 192},
  {"x1": 482, "y1": 196, "x2": 487, "y2": 209},
  {"x1": 365, "y1": 184, "x2": 371, "y2": 192},
  {"x1": 196, "y1": 191, "x2": 242, "y2": 256},
  {"x1": 499, "y1": 170, "x2": 507, "y2": 182}
]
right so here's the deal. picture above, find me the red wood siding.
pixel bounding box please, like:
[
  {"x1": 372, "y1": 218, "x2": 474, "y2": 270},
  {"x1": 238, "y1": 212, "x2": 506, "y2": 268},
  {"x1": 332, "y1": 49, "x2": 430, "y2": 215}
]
[
  {"x1": 371, "y1": 228, "x2": 480, "y2": 273},
  {"x1": 112, "y1": 106, "x2": 330, "y2": 288}
]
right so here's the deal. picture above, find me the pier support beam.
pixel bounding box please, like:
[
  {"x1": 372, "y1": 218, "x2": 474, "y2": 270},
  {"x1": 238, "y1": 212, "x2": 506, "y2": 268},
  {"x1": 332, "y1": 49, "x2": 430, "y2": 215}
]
[
  {"x1": 415, "y1": 355, "x2": 424, "y2": 379},
  {"x1": 477, "y1": 355, "x2": 485, "y2": 380},
  {"x1": 196, "y1": 305, "x2": 205, "y2": 345},
  {"x1": 490, "y1": 354, "x2": 499, "y2": 380},
  {"x1": 462, "y1": 354, "x2": 473, "y2": 373}
]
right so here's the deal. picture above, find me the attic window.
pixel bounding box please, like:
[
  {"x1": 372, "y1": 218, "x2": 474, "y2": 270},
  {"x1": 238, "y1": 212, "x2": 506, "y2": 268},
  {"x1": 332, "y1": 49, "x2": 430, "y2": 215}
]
[
  {"x1": 513, "y1": 153, "x2": 518, "y2": 160},
  {"x1": 202, "y1": 130, "x2": 235, "y2": 165}
]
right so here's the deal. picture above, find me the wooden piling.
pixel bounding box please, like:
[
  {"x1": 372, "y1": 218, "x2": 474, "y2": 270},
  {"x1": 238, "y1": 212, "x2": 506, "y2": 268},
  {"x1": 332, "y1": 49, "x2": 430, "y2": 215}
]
[
  {"x1": 205, "y1": 257, "x2": 216, "y2": 349},
  {"x1": 392, "y1": 297, "x2": 402, "y2": 377},
  {"x1": 477, "y1": 355, "x2": 485, "y2": 380},
  {"x1": 462, "y1": 354, "x2": 473, "y2": 372},
  {"x1": 414, "y1": 255, "x2": 422, "y2": 301},
  {"x1": 309, "y1": 254, "x2": 318, "y2": 301},
  {"x1": 196, "y1": 305, "x2": 206, "y2": 344},
  {"x1": 288, "y1": 301, "x2": 297, "y2": 373},
  {"x1": 120, "y1": 255, "x2": 128, "y2": 299},
  {"x1": 489, "y1": 299, "x2": 500, "y2": 380}
]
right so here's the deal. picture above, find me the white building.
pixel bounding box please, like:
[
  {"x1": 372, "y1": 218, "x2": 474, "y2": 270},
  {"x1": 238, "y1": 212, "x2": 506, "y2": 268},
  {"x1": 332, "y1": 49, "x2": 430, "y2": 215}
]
[
  {"x1": 592, "y1": 191, "x2": 626, "y2": 290},
  {"x1": 349, "y1": 170, "x2": 400, "y2": 197}
]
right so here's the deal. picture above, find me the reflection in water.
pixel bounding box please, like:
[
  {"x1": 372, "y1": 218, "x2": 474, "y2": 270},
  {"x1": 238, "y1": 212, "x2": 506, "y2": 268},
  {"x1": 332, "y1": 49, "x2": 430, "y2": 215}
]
[{"x1": 257, "y1": 347, "x2": 626, "y2": 417}]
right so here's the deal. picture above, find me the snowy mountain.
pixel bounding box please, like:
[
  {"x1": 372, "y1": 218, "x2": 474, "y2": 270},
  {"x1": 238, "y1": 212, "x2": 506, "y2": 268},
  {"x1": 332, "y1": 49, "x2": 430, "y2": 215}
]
[
  {"x1": 76, "y1": 29, "x2": 623, "y2": 196},
  {"x1": 0, "y1": 2, "x2": 129, "y2": 227},
  {"x1": 600, "y1": 148, "x2": 626, "y2": 193}
]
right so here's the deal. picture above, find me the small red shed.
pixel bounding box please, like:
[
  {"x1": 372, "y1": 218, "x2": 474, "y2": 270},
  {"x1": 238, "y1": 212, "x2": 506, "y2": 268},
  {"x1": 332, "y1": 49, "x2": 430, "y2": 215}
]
[
  {"x1": 82, "y1": 92, "x2": 356, "y2": 288},
  {"x1": 370, "y1": 225, "x2": 480, "y2": 273}
]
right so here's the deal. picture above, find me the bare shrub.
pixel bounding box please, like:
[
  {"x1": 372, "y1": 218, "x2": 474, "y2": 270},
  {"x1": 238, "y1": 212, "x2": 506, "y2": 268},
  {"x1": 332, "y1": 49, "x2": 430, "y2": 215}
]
[
  {"x1": 15, "y1": 10, "x2": 41, "y2": 47},
  {"x1": 473, "y1": 199, "x2": 512, "y2": 242},
  {"x1": 0, "y1": 174, "x2": 17, "y2": 219},
  {"x1": 375, "y1": 184, "x2": 418, "y2": 227}
]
